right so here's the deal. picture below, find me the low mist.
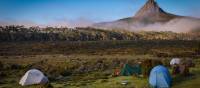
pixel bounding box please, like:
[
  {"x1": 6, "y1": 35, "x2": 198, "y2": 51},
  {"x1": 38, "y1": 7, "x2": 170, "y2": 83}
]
[
  {"x1": 93, "y1": 18, "x2": 200, "y2": 33},
  {"x1": 0, "y1": 18, "x2": 94, "y2": 28}
]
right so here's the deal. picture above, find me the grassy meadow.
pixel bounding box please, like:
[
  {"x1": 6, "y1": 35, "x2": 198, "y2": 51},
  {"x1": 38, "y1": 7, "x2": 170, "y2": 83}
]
[{"x1": 0, "y1": 40, "x2": 200, "y2": 88}]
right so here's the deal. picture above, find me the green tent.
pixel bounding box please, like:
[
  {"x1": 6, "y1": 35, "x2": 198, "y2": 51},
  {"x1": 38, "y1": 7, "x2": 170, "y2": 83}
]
[{"x1": 120, "y1": 64, "x2": 142, "y2": 76}]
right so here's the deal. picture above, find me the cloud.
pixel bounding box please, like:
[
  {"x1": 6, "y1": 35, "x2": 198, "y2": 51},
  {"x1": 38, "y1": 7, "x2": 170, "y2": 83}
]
[
  {"x1": 1, "y1": 17, "x2": 200, "y2": 33},
  {"x1": 0, "y1": 20, "x2": 39, "y2": 27},
  {"x1": 93, "y1": 17, "x2": 200, "y2": 33},
  {"x1": 140, "y1": 18, "x2": 200, "y2": 32},
  {"x1": 0, "y1": 18, "x2": 94, "y2": 28},
  {"x1": 47, "y1": 17, "x2": 94, "y2": 28}
]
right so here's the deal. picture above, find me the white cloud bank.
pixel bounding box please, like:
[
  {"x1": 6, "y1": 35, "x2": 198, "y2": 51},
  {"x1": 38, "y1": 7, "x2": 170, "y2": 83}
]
[
  {"x1": 140, "y1": 18, "x2": 200, "y2": 32},
  {"x1": 93, "y1": 18, "x2": 200, "y2": 33},
  {"x1": 1, "y1": 17, "x2": 200, "y2": 33}
]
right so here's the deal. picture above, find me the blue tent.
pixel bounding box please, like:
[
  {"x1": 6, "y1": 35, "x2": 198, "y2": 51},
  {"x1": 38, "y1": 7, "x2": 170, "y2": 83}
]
[{"x1": 149, "y1": 65, "x2": 172, "y2": 88}]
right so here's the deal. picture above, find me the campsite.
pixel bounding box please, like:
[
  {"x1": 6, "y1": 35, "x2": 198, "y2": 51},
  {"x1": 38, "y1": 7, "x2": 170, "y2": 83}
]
[
  {"x1": 0, "y1": 40, "x2": 200, "y2": 88},
  {"x1": 0, "y1": 0, "x2": 200, "y2": 88}
]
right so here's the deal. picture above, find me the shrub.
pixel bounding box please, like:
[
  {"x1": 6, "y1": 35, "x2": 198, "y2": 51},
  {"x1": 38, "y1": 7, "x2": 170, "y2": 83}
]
[
  {"x1": 141, "y1": 59, "x2": 164, "y2": 77},
  {"x1": 0, "y1": 61, "x2": 3, "y2": 70},
  {"x1": 0, "y1": 71, "x2": 7, "y2": 77},
  {"x1": 60, "y1": 70, "x2": 72, "y2": 76},
  {"x1": 10, "y1": 64, "x2": 23, "y2": 69}
]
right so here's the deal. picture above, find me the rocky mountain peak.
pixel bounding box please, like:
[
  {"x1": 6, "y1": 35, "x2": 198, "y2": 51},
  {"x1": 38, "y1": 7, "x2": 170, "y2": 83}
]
[
  {"x1": 92, "y1": 0, "x2": 200, "y2": 33},
  {"x1": 134, "y1": 0, "x2": 177, "y2": 22}
]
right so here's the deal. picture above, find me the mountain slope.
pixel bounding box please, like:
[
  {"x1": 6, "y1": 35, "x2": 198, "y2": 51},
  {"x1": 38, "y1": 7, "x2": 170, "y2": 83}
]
[
  {"x1": 134, "y1": 0, "x2": 179, "y2": 22},
  {"x1": 92, "y1": 0, "x2": 200, "y2": 32}
]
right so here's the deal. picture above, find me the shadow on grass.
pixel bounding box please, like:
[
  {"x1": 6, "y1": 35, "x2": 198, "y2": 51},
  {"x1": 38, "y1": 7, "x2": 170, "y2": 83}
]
[{"x1": 172, "y1": 68, "x2": 200, "y2": 86}]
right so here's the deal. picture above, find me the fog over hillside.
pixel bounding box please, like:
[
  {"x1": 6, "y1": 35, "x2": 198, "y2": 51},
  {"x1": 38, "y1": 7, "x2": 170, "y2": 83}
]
[
  {"x1": 93, "y1": 17, "x2": 200, "y2": 33},
  {"x1": 92, "y1": 0, "x2": 200, "y2": 33}
]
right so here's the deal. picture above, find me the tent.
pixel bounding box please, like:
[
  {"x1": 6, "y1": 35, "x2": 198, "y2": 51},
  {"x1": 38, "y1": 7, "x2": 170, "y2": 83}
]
[
  {"x1": 170, "y1": 58, "x2": 181, "y2": 65},
  {"x1": 120, "y1": 64, "x2": 141, "y2": 76},
  {"x1": 149, "y1": 65, "x2": 172, "y2": 88},
  {"x1": 19, "y1": 69, "x2": 49, "y2": 86}
]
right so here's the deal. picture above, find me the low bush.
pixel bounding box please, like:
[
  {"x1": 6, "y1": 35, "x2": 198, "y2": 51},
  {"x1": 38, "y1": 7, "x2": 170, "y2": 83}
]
[
  {"x1": 10, "y1": 64, "x2": 23, "y2": 69},
  {"x1": 0, "y1": 61, "x2": 3, "y2": 70},
  {"x1": 60, "y1": 70, "x2": 72, "y2": 76}
]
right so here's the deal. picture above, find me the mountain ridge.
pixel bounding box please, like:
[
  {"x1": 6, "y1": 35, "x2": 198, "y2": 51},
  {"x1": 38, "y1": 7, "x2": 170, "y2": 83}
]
[{"x1": 92, "y1": 0, "x2": 200, "y2": 32}]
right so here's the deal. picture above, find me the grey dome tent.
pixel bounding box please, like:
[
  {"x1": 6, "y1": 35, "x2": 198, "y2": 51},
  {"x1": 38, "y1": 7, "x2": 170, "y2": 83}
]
[
  {"x1": 19, "y1": 69, "x2": 49, "y2": 86},
  {"x1": 170, "y1": 58, "x2": 181, "y2": 65}
]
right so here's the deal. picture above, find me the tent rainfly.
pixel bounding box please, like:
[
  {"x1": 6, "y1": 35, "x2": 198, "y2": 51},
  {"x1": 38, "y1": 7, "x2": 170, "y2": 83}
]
[
  {"x1": 19, "y1": 69, "x2": 49, "y2": 86},
  {"x1": 149, "y1": 65, "x2": 172, "y2": 88},
  {"x1": 170, "y1": 58, "x2": 181, "y2": 65},
  {"x1": 120, "y1": 64, "x2": 141, "y2": 76}
]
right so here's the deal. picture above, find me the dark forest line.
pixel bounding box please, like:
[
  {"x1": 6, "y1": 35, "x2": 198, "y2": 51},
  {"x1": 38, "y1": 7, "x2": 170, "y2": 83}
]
[{"x1": 0, "y1": 25, "x2": 200, "y2": 42}]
